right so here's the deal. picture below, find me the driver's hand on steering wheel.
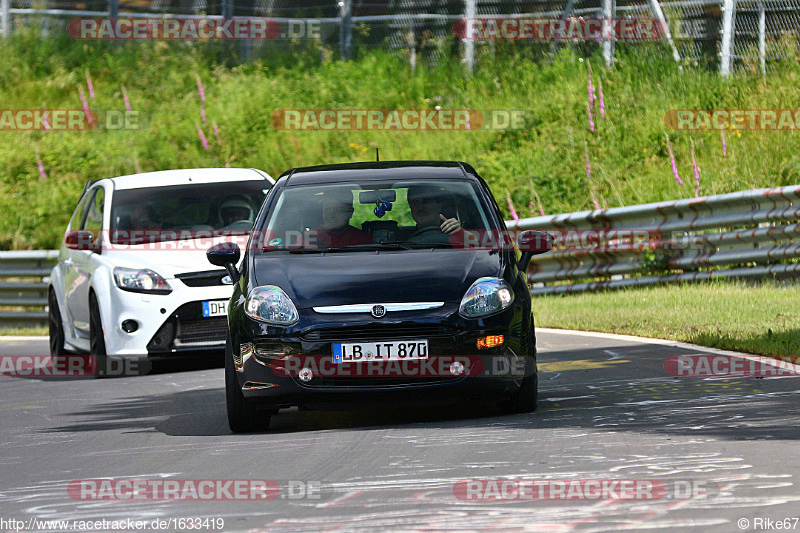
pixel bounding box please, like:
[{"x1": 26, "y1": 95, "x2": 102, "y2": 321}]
[{"x1": 439, "y1": 214, "x2": 462, "y2": 234}]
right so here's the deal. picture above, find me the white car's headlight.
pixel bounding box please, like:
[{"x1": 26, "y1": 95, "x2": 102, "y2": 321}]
[
  {"x1": 245, "y1": 286, "x2": 299, "y2": 326},
  {"x1": 113, "y1": 267, "x2": 172, "y2": 294},
  {"x1": 459, "y1": 277, "x2": 515, "y2": 318}
]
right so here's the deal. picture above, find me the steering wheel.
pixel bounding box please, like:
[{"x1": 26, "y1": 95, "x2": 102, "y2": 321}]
[
  {"x1": 408, "y1": 226, "x2": 449, "y2": 244},
  {"x1": 224, "y1": 220, "x2": 255, "y2": 230}
]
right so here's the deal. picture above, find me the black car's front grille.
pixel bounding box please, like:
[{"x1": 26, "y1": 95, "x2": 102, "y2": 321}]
[
  {"x1": 175, "y1": 318, "x2": 228, "y2": 344},
  {"x1": 301, "y1": 324, "x2": 457, "y2": 342},
  {"x1": 176, "y1": 270, "x2": 229, "y2": 287},
  {"x1": 298, "y1": 376, "x2": 462, "y2": 388}
]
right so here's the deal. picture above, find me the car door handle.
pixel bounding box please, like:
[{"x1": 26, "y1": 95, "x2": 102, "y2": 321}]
[{"x1": 64, "y1": 258, "x2": 74, "y2": 267}]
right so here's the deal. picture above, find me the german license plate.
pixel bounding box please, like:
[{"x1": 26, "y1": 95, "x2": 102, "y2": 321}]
[
  {"x1": 202, "y1": 300, "x2": 228, "y2": 317},
  {"x1": 332, "y1": 340, "x2": 428, "y2": 363}
]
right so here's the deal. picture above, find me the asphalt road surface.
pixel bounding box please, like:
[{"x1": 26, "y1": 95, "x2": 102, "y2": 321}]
[{"x1": 1, "y1": 329, "x2": 799, "y2": 532}]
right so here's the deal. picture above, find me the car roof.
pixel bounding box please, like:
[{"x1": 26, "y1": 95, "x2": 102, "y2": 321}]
[
  {"x1": 102, "y1": 168, "x2": 274, "y2": 191},
  {"x1": 282, "y1": 161, "x2": 475, "y2": 186}
]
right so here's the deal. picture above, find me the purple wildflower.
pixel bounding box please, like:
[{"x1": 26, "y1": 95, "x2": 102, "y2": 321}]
[
  {"x1": 691, "y1": 138, "x2": 700, "y2": 197},
  {"x1": 121, "y1": 86, "x2": 131, "y2": 112},
  {"x1": 721, "y1": 131, "x2": 727, "y2": 156},
  {"x1": 196, "y1": 74, "x2": 206, "y2": 103},
  {"x1": 197, "y1": 126, "x2": 209, "y2": 150},
  {"x1": 212, "y1": 121, "x2": 219, "y2": 139},
  {"x1": 587, "y1": 102, "x2": 594, "y2": 132},
  {"x1": 86, "y1": 71, "x2": 95, "y2": 99},
  {"x1": 585, "y1": 144, "x2": 592, "y2": 180},
  {"x1": 78, "y1": 86, "x2": 93, "y2": 126},
  {"x1": 507, "y1": 195, "x2": 519, "y2": 221},
  {"x1": 587, "y1": 69, "x2": 595, "y2": 112},
  {"x1": 665, "y1": 134, "x2": 683, "y2": 185},
  {"x1": 598, "y1": 78, "x2": 605, "y2": 119},
  {"x1": 200, "y1": 106, "x2": 207, "y2": 124},
  {"x1": 36, "y1": 153, "x2": 47, "y2": 180}
]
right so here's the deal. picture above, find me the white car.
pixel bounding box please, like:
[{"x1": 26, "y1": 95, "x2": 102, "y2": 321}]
[{"x1": 48, "y1": 168, "x2": 274, "y2": 374}]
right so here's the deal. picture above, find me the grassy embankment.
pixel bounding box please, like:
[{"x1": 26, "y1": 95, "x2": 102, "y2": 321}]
[{"x1": 2, "y1": 30, "x2": 800, "y2": 352}]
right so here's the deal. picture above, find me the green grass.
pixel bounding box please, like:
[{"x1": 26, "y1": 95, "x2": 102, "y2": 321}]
[
  {"x1": 0, "y1": 327, "x2": 47, "y2": 336},
  {"x1": 534, "y1": 281, "x2": 800, "y2": 358},
  {"x1": 3, "y1": 29, "x2": 800, "y2": 249}
]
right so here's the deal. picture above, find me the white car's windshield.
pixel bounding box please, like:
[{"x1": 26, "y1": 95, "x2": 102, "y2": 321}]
[{"x1": 110, "y1": 181, "x2": 270, "y2": 244}]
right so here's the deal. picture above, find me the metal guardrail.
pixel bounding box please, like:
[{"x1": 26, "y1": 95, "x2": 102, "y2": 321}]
[
  {"x1": 507, "y1": 184, "x2": 800, "y2": 295},
  {"x1": 2, "y1": 184, "x2": 798, "y2": 326},
  {"x1": 0, "y1": 250, "x2": 58, "y2": 328}
]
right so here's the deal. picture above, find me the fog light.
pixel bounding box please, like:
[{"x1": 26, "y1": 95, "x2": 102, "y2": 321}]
[
  {"x1": 477, "y1": 335, "x2": 504, "y2": 349},
  {"x1": 121, "y1": 320, "x2": 138, "y2": 333},
  {"x1": 298, "y1": 367, "x2": 314, "y2": 382},
  {"x1": 450, "y1": 361, "x2": 465, "y2": 376}
]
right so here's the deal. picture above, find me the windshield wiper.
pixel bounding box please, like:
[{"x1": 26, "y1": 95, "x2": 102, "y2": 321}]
[
  {"x1": 262, "y1": 245, "x2": 318, "y2": 253},
  {"x1": 379, "y1": 241, "x2": 452, "y2": 249},
  {"x1": 291, "y1": 243, "x2": 413, "y2": 254}
]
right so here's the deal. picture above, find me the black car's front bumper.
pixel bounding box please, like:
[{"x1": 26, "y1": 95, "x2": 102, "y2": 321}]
[{"x1": 229, "y1": 303, "x2": 535, "y2": 409}]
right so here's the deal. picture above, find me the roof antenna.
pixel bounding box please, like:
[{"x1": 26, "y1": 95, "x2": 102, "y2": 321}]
[{"x1": 376, "y1": 147, "x2": 380, "y2": 162}]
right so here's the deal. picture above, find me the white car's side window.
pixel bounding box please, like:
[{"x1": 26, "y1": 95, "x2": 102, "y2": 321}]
[{"x1": 83, "y1": 188, "x2": 105, "y2": 242}]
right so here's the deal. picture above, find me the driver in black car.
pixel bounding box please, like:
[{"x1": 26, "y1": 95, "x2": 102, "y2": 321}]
[{"x1": 407, "y1": 185, "x2": 463, "y2": 238}]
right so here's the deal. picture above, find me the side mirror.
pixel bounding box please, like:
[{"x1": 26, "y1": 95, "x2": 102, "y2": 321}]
[
  {"x1": 65, "y1": 230, "x2": 99, "y2": 252},
  {"x1": 517, "y1": 230, "x2": 553, "y2": 272},
  {"x1": 207, "y1": 242, "x2": 241, "y2": 283}
]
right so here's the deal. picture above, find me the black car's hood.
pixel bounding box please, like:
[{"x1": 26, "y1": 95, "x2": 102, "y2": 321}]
[{"x1": 252, "y1": 249, "x2": 506, "y2": 308}]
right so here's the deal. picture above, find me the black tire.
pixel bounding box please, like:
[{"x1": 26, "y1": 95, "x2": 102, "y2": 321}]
[
  {"x1": 499, "y1": 329, "x2": 538, "y2": 414},
  {"x1": 48, "y1": 289, "x2": 65, "y2": 361},
  {"x1": 89, "y1": 293, "x2": 109, "y2": 378},
  {"x1": 225, "y1": 334, "x2": 270, "y2": 433}
]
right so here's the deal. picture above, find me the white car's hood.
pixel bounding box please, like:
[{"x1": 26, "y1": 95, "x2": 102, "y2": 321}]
[{"x1": 103, "y1": 236, "x2": 248, "y2": 278}]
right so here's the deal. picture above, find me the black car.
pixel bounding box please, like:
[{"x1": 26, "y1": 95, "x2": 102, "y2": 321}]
[{"x1": 207, "y1": 161, "x2": 552, "y2": 432}]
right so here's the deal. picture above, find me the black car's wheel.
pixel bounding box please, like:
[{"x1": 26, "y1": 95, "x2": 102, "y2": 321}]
[
  {"x1": 48, "y1": 289, "x2": 65, "y2": 362},
  {"x1": 89, "y1": 293, "x2": 109, "y2": 378},
  {"x1": 225, "y1": 334, "x2": 270, "y2": 433},
  {"x1": 499, "y1": 329, "x2": 538, "y2": 414}
]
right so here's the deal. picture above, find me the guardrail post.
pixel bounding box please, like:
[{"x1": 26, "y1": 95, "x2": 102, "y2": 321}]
[
  {"x1": 339, "y1": 0, "x2": 352, "y2": 60},
  {"x1": 2, "y1": 0, "x2": 11, "y2": 39},
  {"x1": 463, "y1": 0, "x2": 475, "y2": 73},
  {"x1": 758, "y1": 1, "x2": 766, "y2": 75},
  {"x1": 647, "y1": 0, "x2": 681, "y2": 62},
  {"x1": 108, "y1": 0, "x2": 118, "y2": 18},
  {"x1": 602, "y1": 0, "x2": 615, "y2": 66},
  {"x1": 720, "y1": 0, "x2": 737, "y2": 76}
]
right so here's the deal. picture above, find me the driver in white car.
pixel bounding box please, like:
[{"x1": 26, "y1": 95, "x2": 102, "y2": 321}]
[{"x1": 219, "y1": 196, "x2": 254, "y2": 227}]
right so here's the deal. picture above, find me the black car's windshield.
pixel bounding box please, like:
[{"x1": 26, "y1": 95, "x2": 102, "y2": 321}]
[
  {"x1": 256, "y1": 179, "x2": 495, "y2": 252},
  {"x1": 110, "y1": 181, "x2": 271, "y2": 244}
]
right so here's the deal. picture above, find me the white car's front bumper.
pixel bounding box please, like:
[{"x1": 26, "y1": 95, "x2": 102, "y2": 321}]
[{"x1": 103, "y1": 274, "x2": 234, "y2": 357}]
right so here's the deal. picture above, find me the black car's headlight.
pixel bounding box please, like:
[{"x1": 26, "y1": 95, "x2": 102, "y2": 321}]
[
  {"x1": 113, "y1": 267, "x2": 172, "y2": 294},
  {"x1": 245, "y1": 286, "x2": 300, "y2": 326},
  {"x1": 459, "y1": 277, "x2": 514, "y2": 318}
]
